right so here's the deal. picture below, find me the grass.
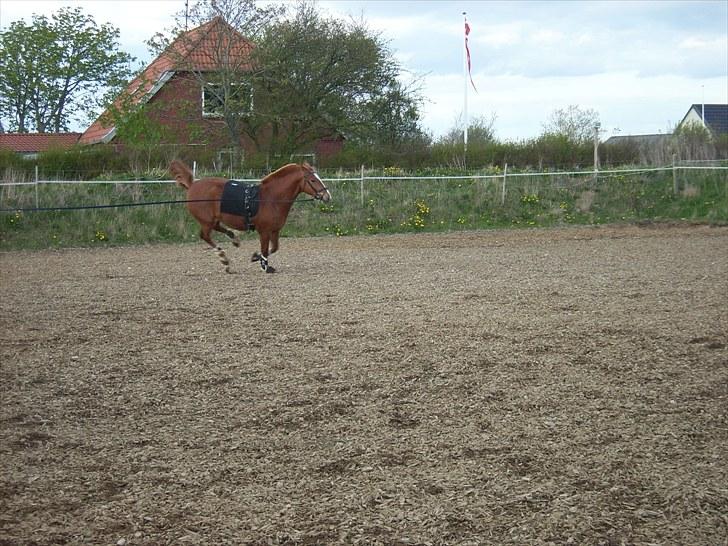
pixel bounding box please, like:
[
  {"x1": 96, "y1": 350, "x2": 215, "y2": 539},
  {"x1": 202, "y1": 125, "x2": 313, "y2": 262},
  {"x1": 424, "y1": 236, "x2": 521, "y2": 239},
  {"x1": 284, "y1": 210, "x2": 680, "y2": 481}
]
[{"x1": 1, "y1": 169, "x2": 726, "y2": 251}]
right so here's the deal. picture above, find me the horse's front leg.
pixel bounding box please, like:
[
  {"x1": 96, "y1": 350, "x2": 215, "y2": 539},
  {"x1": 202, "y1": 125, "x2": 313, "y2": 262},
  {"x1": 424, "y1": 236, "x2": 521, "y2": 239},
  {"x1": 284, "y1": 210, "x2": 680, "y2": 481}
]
[
  {"x1": 253, "y1": 232, "x2": 275, "y2": 273},
  {"x1": 269, "y1": 230, "x2": 280, "y2": 255}
]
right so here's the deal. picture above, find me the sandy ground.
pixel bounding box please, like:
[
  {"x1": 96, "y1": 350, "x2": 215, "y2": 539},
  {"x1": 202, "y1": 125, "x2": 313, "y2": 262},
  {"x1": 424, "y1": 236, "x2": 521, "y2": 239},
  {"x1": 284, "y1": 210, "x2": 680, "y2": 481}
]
[{"x1": 1, "y1": 224, "x2": 727, "y2": 546}]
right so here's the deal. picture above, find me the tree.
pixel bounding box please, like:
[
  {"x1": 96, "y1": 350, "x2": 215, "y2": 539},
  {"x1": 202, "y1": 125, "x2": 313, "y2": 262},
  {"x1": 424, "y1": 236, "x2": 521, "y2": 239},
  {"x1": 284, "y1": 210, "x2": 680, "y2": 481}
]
[
  {"x1": 250, "y1": 1, "x2": 423, "y2": 155},
  {"x1": 439, "y1": 114, "x2": 497, "y2": 146},
  {"x1": 674, "y1": 121, "x2": 714, "y2": 160},
  {"x1": 541, "y1": 104, "x2": 601, "y2": 144},
  {"x1": 356, "y1": 78, "x2": 428, "y2": 148},
  {"x1": 149, "y1": 0, "x2": 424, "y2": 156},
  {"x1": 145, "y1": 0, "x2": 282, "y2": 154},
  {"x1": 147, "y1": 0, "x2": 277, "y2": 56},
  {"x1": 101, "y1": 89, "x2": 174, "y2": 173},
  {"x1": 0, "y1": 7, "x2": 134, "y2": 133}
]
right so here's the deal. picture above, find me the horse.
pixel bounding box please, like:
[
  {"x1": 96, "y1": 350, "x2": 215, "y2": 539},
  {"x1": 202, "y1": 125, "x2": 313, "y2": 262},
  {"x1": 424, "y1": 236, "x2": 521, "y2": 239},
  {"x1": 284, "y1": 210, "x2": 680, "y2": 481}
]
[{"x1": 170, "y1": 159, "x2": 331, "y2": 273}]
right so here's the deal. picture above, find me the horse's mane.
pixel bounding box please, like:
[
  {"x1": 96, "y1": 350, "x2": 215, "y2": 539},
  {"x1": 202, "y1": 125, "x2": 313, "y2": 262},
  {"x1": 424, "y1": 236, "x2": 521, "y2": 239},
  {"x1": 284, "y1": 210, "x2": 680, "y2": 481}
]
[{"x1": 260, "y1": 163, "x2": 301, "y2": 185}]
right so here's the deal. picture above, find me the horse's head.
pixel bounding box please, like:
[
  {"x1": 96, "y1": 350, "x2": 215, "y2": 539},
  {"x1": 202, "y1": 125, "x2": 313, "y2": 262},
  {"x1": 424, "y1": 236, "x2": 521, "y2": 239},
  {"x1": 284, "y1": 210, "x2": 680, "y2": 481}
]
[{"x1": 301, "y1": 162, "x2": 331, "y2": 203}]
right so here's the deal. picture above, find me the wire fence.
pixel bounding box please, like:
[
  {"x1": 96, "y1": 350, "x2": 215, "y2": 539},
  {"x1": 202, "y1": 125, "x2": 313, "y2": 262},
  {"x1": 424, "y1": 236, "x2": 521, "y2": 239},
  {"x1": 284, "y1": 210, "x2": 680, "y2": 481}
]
[
  {"x1": 1, "y1": 162, "x2": 726, "y2": 212},
  {"x1": 0, "y1": 162, "x2": 726, "y2": 249}
]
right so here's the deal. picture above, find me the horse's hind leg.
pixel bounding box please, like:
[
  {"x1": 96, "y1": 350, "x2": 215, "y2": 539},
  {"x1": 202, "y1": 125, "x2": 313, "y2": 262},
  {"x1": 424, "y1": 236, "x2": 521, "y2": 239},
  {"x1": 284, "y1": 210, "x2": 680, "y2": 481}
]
[
  {"x1": 214, "y1": 223, "x2": 241, "y2": 247},
  {"x1": 200, "y1": 225, "x2": 231, "y2": 273}
]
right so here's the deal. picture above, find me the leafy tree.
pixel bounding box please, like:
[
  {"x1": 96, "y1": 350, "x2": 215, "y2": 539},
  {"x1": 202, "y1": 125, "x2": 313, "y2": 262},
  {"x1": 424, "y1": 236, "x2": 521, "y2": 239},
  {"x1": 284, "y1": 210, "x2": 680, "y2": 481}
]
[
  {"x1": 147, "y1": 0, "x2": 277, "y2": 56},
  {"x1": 429, "y1": 115, "x2": 498, "y2": 170},
  {"x1": 532, "y1": 132, "x2": 592, "y2": 169},
  {"x1": 101, "y1": 88, "x2": 174, "y2": 173},
  {"x1": 356, "y1": 78, "x2": 429, "y2": 148},
  {"x1": 541, "y1": 104, "x2": 601, "y2": 144},
  {"x1": 148, "y1": 0, "x2": 424, "y2": 156},
  {"x1": 674, "y1": 121, "x2": 714, "y2": 160},
  {"x1": 250, "y1": 1, "x2": 423, "y2": 155},
  {"x1": 145, "y1": 0, "x2": 282, "y2": 155},
  {"x1": 438, "y1": 114, "x2": 497, "y2": 146},
  {"x1": 0, "y1": 7, "x2": 134, "y2": 132}
]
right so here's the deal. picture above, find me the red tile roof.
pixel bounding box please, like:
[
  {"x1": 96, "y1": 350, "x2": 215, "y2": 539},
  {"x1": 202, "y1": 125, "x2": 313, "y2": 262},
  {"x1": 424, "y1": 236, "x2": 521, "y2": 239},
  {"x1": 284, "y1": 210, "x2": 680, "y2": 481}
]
[
  {"x1": 0, "y1": 133, "x2": 81, "y2": 153},
  {"x1": 79, "y1": 17, "x2": 254, "y2": 145}
]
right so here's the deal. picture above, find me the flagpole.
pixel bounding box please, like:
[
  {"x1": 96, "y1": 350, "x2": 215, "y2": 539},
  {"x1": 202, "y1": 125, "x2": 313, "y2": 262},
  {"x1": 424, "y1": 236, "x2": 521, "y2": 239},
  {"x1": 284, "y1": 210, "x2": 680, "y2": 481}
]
[{"x1": 463, "y1": 11, "x2": 469, "y2": 156}]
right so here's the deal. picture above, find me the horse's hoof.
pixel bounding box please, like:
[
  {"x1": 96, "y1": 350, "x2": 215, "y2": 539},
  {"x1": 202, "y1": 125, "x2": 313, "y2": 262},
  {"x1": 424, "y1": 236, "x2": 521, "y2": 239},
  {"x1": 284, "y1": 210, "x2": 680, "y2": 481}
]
[
  {"x1": 265, "y1": 266, "x2": 276, "y2": 273},
  {"x1": 251, "y1": 252, "x2": 260, "y2": 262}
]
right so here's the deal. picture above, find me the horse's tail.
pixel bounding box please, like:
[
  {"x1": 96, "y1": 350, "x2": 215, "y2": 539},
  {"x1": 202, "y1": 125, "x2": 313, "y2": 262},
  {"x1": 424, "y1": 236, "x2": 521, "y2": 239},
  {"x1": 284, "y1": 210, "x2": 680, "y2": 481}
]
[{"x1": 170, "y1": 160, "x2": 194, "y2": 189}]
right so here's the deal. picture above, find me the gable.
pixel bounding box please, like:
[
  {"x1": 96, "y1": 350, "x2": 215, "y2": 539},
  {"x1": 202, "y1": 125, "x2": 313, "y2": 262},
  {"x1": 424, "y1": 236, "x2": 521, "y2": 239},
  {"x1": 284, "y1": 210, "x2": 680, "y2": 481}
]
[
  {"x1": 79, "y1": 17, "x2": 254, "y2": 146},
  {"x1": 679, "y1": 104, "x2": 728, "y2": 135}
]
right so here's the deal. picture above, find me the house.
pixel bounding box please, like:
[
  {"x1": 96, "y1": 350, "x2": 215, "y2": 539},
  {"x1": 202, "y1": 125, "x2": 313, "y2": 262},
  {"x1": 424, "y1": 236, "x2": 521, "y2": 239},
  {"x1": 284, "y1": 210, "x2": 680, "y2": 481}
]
[
  {"x1": 678, "y1": 104, "x2": 728, "y2": 136},
  {"x1": 0, "y1": 133, "x2": 81, "y2": 159},
  {"x1": 80, "y1": 17, "x2": 252, "y2": 150},
  {"x1": 602, "y1": 134, "x2": 672, "y2": 147},
  {"x1": 601, "y1": 133, "x2": 675, "y2": 165},
  {"x1": 79, "y1": 17, "x2": 343, "y2": 161}
]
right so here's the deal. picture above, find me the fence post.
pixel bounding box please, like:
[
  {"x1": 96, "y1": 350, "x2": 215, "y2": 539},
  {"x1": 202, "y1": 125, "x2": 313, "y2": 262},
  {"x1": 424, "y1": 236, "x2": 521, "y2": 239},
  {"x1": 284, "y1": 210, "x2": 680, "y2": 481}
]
[
  {"x1": 672, "y1": 154, "x2": 678, "y2": 194},
  {"x1": 35, "y1": 164, "x2": 39, "y2": 210},
  {"x1": 360, "y1": 164, "x2": 365, "y2": 206},
  {"x1": 593, "y1": 123, "x2": 600, "y2": 183},
  {"x1": 193, "y1": 161, "x2": 197, "y2": 179},
  {"x1": 501, "y1": 163, "x2": 508, "y2": 206}
]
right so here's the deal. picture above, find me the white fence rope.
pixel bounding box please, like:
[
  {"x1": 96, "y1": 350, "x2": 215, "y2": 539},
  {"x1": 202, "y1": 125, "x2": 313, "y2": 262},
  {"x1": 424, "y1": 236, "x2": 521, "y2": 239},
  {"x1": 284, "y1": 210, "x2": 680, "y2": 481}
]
[
  {"x1": 1, "y1": 164, "x2": 726, "y2": 187},
  {"x1": 339, "y1": 166, "x2": 680, "y2": 182}
]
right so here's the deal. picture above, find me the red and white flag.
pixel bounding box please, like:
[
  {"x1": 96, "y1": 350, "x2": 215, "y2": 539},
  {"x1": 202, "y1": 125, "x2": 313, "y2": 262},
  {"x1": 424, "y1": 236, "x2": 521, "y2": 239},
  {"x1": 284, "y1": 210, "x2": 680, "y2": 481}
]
[{"x1": 464, "y1": 17, "x2": 477, "y2": 92}]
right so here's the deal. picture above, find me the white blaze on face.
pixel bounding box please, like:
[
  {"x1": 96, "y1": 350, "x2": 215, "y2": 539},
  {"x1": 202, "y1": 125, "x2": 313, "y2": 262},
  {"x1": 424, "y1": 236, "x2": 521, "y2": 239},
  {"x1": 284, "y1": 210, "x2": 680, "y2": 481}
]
[{"x1": 314, "y1": 172, "x2": 332, "y2": 202}]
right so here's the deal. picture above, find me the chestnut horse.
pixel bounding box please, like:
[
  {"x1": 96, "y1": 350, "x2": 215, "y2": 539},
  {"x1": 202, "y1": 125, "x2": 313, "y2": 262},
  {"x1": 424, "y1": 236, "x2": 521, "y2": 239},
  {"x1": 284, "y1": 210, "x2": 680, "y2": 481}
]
[{"x1": 170, "y1": 160, "x2": 331, "y2": 273}]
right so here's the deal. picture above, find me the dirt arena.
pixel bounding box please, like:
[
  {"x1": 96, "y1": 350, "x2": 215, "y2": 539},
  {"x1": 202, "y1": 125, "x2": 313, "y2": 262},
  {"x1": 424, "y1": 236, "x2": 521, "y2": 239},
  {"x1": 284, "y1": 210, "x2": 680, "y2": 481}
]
[{"x1": 1, "y1": 224, "x2": 727, "y2": 545}]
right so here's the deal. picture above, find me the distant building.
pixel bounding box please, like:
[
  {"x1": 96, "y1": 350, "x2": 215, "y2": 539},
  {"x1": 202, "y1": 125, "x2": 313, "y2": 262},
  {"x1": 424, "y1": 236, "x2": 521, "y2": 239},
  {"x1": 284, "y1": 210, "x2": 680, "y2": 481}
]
[
  {"x1": 0, "y1": 133, "x2": 81, "y2": 159},
  {"x1": 601, "y1": 132, "x2": 674, "y2": 165},
  {"x1": 603, "y1": 134, "x2": 671, "y2": 147},
  {"x1": 604, "y1": 104, "x2": 727, "y2": 147},
  {"x1": 678, "y1": 104, "x2": 728, "y2": 136}
]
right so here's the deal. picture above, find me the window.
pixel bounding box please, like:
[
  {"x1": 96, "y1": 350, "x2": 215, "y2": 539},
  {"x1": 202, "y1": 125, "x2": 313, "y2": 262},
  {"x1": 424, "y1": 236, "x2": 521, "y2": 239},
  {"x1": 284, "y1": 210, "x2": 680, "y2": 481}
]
[{"x1": 202, "y1": 82, "x2": 252, "y2": 118}]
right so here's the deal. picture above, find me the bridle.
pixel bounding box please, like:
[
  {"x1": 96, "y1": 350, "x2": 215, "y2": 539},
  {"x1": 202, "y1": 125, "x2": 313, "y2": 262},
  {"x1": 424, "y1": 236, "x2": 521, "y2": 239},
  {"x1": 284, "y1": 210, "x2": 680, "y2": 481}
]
[{"x1": 303, "y1": 168, "x2": 331, "y2": 201}]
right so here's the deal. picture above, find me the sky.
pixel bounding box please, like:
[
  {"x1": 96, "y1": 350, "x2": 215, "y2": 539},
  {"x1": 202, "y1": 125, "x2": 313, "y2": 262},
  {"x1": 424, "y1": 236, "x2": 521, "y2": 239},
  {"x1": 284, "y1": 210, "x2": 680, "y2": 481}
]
[{"x1": 1, "y1": 0, "x2": 726, "y2": 141}]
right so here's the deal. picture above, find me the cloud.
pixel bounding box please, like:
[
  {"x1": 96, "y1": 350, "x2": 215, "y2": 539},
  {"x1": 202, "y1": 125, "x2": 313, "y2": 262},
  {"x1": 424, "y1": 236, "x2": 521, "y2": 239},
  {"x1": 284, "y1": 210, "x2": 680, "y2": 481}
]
[
  {"x1": 364, "y1": 13, "x2": 440, "y2": 37},
  {"x1": 477, "y1": 23, "x2": 523, "y2": 48},
  {"x1": 418, "y1": 71, "x2": 728, "y2": 140},
  {"x1": 311, "y1": 1, "x2": 728, "y2": 82},
  {"x1": 678, "y1": 36, "x2": 727, "y2": 51},
  {"x1": 3, "y1": 0, "x2": 726, "y2": 140},
  {"x1": 531, "y1": 29, "x2": 564, "y2": 46},
  {"x1": 0, "y1": 0, "x2": 181, "y2": 65}
]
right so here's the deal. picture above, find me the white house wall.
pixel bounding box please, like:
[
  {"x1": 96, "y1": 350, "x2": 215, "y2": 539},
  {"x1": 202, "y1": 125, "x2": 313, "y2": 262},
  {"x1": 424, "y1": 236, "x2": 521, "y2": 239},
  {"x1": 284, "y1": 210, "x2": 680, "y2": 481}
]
[{"x1": 682, "y1": 108, "x2": 705, "y2": 127}]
